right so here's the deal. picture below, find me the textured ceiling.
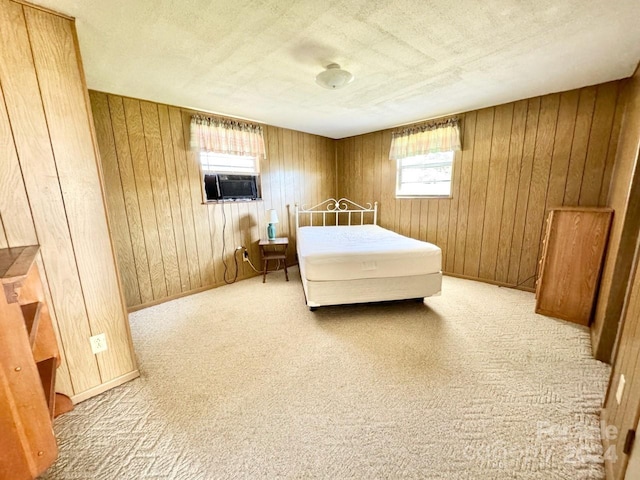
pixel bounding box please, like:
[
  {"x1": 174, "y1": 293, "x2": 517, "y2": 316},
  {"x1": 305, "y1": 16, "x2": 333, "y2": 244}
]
[{"x1": 33, "y1": 0, "x2": 640, "y2": 139}]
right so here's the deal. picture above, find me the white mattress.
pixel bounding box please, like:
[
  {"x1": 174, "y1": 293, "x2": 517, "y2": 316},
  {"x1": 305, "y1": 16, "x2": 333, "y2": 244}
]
[{"x1": 297, "y1": 225, "x2": 442, "y2": 281}]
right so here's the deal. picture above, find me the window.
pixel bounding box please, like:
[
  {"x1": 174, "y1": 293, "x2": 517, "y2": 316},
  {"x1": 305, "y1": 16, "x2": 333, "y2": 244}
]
[
  {"x1": 190, "y1": 115, "x2": 265, "y2": 201},
  {"x1": 199, "y1": 152, "x2": 259, "y2": 175},
  {"x1": 388, "y1": 118, "x2": 460, "y2": 198},
  {"x1": 395, "y1": 151, "x2": 454, "y2": 198}
]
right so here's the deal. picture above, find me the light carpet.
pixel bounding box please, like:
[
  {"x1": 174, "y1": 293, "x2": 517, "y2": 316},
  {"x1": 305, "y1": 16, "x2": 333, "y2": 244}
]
[{"x1": 43, "y1": 268, "x2": 610, "y2": 479}]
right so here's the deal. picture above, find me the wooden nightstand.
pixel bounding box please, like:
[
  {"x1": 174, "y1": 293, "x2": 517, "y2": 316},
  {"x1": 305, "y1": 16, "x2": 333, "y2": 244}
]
[{"x1": 259, "y1": 238, "x2": 289, "y2": 283}]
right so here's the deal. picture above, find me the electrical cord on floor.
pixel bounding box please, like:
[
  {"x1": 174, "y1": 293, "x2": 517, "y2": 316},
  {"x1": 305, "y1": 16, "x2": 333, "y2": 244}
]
[
  {"x1": 221, "y1": 205, "x2": 239, "y2": 284},
  {"x1": 243, "y1": 254, "x2": 262, "y2": 273},
  {"x1": 499, "y1": 274, "x2": 536, "y2": 289},
  {"x1": 243, "y1": 252, "x2": 284, "y2": 274}
]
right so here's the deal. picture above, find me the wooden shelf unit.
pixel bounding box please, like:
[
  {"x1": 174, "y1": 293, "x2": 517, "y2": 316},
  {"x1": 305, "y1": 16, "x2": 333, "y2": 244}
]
[
  {"x1": 535, "y1": 207, "x2": 613, "y2": 326},
  {"x1": 0, "y1": 245, "x2": 72, "y2": 480}
]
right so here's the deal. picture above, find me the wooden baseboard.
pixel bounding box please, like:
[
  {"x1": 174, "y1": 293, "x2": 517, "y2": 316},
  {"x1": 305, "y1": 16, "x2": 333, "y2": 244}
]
[
  {"x1": 443, "y1": 272, "x2": 536, "y2": 293},
  {"x1": 126, "y1": 272, "x2": 263, "y2": 313},
  {"x1": 70, "y1": 370, "x2": 139, "y2": 404},
  {"x1": 127, "y1": 263, "x2": 299, "y2": 313}
]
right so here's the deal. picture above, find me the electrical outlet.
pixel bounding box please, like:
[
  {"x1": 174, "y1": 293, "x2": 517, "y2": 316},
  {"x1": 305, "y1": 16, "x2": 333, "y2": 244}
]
[
  {"x1": 616, "y1": 374, "x2": 626, "y2": 404},
  {"x1": 90, "y1": 333, "x2": 108, "y2": 354}
]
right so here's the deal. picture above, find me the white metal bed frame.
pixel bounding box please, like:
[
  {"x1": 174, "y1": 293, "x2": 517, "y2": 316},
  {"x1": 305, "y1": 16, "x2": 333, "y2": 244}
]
[
  {"x1": 294, "y1": 198, "x2": 442, "y2": 310},
  {"x1": 295, "y1": 198, "x2": 378, "y2": 229}
]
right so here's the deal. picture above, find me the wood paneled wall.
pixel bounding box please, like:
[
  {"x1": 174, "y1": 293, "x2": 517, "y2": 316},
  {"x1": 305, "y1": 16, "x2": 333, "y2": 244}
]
[
  {"x1": 591, "y1": 66, "x2": 640, "y2": 362},
  {"x1": 600, "y1": 65, "x2": 640, "y2": 479},
  {"x1": 602, "y1": 234, "x2": 640, "y2": 479},
  {"x1": 0, "y1": 1, "x2": 137, "y2": 401},
  {"x1": 337, "y1": 81, "x2": 625, "y2": 290},
  {"x1": 90, "y1": 92, "x2": 335, "y2": 309}
]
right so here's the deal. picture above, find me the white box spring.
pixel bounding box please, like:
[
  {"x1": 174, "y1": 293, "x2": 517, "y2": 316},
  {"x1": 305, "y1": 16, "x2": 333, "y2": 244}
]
[{"x1": 297, "y1": 225, "x2": 442, "y2": 282}]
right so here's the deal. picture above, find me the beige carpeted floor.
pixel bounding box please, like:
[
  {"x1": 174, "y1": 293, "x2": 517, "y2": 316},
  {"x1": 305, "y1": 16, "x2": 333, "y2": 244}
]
[{"x1": 43, "y1": 268, "x2": 610, "y2": 479}]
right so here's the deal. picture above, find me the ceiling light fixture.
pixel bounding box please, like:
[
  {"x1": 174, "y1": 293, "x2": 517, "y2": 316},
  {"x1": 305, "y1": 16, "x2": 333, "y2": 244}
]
[{"x1": 315, "y1": 63, "x2": 354, "y2": 90}]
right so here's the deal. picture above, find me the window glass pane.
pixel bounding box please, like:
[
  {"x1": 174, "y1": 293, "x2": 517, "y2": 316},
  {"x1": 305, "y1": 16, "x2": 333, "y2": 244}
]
[
  {"x1": 396, "y1": 151, "x2": 454, "y2": 197},
  {"x1": 200, "y1": 152, "x2": 258, "y2": 174}
]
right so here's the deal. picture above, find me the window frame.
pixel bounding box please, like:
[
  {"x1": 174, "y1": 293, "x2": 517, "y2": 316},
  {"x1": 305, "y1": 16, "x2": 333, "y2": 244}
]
[
  {"x1": 198, "y1": 151, "x2": 262, "y2": 203},
  {"x1": 395, "y1": 151, "x2": 455, "y2": 199}
]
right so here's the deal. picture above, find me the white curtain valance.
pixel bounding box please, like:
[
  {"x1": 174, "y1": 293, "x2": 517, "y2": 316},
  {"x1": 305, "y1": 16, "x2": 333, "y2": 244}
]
[
  {"x1": 389, "y1": 118, "x2": 461, "y2": 160},
  {"x1": 190, "y1": 115, "x2": 266, "y2": 158}
]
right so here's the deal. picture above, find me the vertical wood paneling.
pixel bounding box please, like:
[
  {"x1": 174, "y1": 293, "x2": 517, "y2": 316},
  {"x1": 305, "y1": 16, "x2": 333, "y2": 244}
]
[
  {"x1": 494, "y1": 100, "x2": 527, "y2": 283},
  {"x1": 181, "y1": 111, "x2": 216, "y2": 285},
  {"x1": 464, "y1": 108, "x2": 494, "y2": 278},
  {"x1": 507, "y1": 98, "x2": 540, "y2": 285},
  {"x1": 139, "y1": 101, "x2": 181, "y2": 296},
  {"x1": 479, "y1": 103, "x2": 513, "y2": 280},
  {"x1": 453, "y1": 111, "x2": 477, "y2": 275},
  {"x1": 157, "y1": 105, "x2": 190, "y2": 292},
  {"x1": 444, "y1": 144, "x2": 464, "y2": 271},
  {"x1": 0, "y1": 0, "x2": 101, "y2": 393},
  {"x1": 545, "y1": 91, "x2": 580, "y2": 210},
  {"x1": 168, "y1": 106, "x2": 201, "y2": 289},
  {"x1": 0, "y1": 1, "x2": 137, "y2": 399},
  {"x1": 337, "y1": 83, "x2": 624, "y2": 290},
  {"x1": 123, "y1": 98, "x2": 167, "y2": 299},
  {"x1": 518, "y1": 94, "x2": 560, "y2": 288},
  {"x1": 0, "y1": 68, "x2": 74, "y2": 397},
  {"x1": 93, "y1": 93, "x2": 335, "y2": 309},
  {"x1": 579, "y1": 82, "x2": 620, "y2": 206},
  {"x1": 591, "y1": 71, "x2": 640, "y2": 362},
  {"x1": 563, "y1": 87, "x2": 596, "y2": 205},
  {"x1": 108, "y1": 96, "x2": 154, "y2": 303},
  {"x1": 89, "y1": 92, "x2": 141, "y2": 306},
  {"x1": 603, "y1": 235, "x2": 640, "y2": 479},
  {"x1": 26, "y1": 7, "x2": 135, "y2": 381}
]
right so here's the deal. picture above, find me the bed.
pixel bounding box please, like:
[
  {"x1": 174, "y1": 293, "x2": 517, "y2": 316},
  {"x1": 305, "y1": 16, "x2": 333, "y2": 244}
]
[{"x1": 295, "y1": 198, "x2": 442, "y2": 310}]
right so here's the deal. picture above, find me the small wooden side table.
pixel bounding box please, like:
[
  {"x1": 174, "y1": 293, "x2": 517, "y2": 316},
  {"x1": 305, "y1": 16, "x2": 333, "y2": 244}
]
[{"x1": 259, "y1": 238, "x2": 289, "y2": 283}]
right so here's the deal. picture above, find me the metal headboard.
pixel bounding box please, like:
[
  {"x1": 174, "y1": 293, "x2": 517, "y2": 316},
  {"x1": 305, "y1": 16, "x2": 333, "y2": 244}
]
[{"x1": 295, "y1": 198, "x2": 378, "y2": 229}]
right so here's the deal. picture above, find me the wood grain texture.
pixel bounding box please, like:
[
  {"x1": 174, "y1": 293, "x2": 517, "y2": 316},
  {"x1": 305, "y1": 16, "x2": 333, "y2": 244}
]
[
  {"x1": 88, "y1": 91, "x2": 141, "y2": 306},
  {"x1": 108, "y1": 95, "x2": 154, "y2": 303},
  {"x1": 0, "y1": 1, "x2": 136, "y2": 399},
  {"x1": 92, "y1": 92, "x2": 335, "y2": 309},
  {"x1": 123, "y1": 98, "x2": 168, "y2": 300},
  {"x1": 535, "y1": 208, "x2": 613, "y2": 325},
  {"x1": 592, "y1": 68, "x2": 640, "y2": 362},
  {"x1": 25, "y1": 6, "x2": 135, "y2": 382},
  {"x1": 139, "y1": 101, "x2": 181, "y2": 296},
  {"x1": 0, "y1": 77, "x2": 74, "y2": 397},
  {"x1": 0, "y1": 0, "x2": 100, "y2": 393},
  {"x1": 337, "y1": 83, "x2": 624, "y2": 290},
  {"x1": 157, "y1": 105, "x2": 191, "y2": 292},
  {"x1": 518, "y1": 94, "x2": 560, "y2": 289},
  {"x1": 602, "y1": 232, "x2": 640, "y2": 479}
]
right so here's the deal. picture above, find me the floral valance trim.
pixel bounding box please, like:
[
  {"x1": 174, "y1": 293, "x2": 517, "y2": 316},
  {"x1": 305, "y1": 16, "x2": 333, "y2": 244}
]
[
  {"x1": 389, "y1": 118, "x2": 461, "y2": 160},
  {"x1": 190, "y1": 115, "x2": 266, "y2": 158}
]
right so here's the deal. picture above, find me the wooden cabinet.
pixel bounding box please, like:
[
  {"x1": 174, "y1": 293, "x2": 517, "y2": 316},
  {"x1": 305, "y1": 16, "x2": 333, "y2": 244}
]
[
  {"x1": 535, "y1": 207, "x2": 613, "y2": 326},
  {"x1": 0, "y1": 246, "x2": 72, "y2": 480}
]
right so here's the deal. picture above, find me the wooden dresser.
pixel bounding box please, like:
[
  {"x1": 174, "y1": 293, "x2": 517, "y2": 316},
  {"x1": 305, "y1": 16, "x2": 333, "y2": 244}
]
[
  {"x1": 0, "y1": 246, "x2": 72, "y2": 480},
  {"x1": 535, "y1": 207, "x2": 613, "y2": 326}
]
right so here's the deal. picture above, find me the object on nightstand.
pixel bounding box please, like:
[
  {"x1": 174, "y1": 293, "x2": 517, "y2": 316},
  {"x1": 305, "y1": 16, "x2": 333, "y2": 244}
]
[{"x1": 266, "y1": 209, "x2": 279, "y2": 240}]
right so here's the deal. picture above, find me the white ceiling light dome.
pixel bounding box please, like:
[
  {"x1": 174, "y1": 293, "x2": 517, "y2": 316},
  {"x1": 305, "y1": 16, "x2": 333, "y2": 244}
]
[{"x1": 315, "y1": 63, "x2": 354, "y2": 90}]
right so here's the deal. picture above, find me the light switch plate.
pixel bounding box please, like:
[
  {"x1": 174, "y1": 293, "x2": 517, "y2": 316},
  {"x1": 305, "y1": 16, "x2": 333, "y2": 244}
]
[
  {"x1": 616, "y1": 374, "x2": 626, "y2": 404},
  {"x1": 90, "y1": 333, "x2": 108, "y2": 354}
]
